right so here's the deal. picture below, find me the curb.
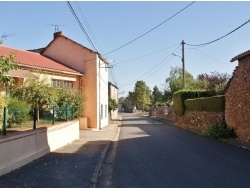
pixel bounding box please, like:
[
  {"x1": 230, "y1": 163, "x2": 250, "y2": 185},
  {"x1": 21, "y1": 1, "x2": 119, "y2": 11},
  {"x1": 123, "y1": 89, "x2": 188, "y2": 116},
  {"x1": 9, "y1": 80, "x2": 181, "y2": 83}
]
[{"x1": 91, "y1": 117, "x2": 122, "y2": 186}]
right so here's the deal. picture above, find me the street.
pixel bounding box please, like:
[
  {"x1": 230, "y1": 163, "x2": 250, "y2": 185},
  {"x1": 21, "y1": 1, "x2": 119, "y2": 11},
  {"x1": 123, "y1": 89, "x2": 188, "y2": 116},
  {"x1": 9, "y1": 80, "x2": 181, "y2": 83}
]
[{"x1": 111, "y1": 113, "x2": 250, "y2": 188}]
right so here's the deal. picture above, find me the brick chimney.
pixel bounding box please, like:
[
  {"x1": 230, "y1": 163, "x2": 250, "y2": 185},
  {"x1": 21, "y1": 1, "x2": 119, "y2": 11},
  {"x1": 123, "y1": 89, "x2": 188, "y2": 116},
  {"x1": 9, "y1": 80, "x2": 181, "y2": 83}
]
[{"x1": 54, "y1": 31, "x2": 64, "y2": 39}]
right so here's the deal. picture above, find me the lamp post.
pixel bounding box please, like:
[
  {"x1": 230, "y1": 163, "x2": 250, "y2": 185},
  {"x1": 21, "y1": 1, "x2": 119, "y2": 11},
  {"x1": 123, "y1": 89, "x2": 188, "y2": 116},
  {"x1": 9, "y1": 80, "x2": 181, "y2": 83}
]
[{"x1": 172, "y1": 40, "x2": 186, "y2": 89}]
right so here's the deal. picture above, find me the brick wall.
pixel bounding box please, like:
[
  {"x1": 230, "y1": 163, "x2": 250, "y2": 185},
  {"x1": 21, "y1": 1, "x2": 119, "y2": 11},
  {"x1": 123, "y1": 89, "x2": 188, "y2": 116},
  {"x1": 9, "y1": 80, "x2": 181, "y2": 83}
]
[
  {"x1": 225, "y1": 57, "x2": 250, "y2": 143},
  {"x1": 175, "y1": 111, "x2": 225, "y2": 132}
]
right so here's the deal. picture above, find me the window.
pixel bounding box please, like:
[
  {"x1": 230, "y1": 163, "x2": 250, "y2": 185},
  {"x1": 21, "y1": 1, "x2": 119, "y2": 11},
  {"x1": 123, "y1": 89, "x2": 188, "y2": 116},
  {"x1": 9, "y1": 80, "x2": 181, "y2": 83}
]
[
  {"x1": 105, "y1": 105, "x2": 107, "y2": 118},
  {"x1": 51, "y1": 79, "x2": 73, "y2": 88},
  {"x1": 101, "y1": 105, "x2": 103, "y2": 119}
]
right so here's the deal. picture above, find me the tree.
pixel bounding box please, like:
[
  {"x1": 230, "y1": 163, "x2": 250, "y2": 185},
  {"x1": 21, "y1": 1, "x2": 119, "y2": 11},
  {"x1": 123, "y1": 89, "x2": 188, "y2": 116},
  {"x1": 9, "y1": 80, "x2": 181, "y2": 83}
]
[
  {"x1": 165, "y1": 66, "x2": 197, "y2": 96},
  {"x1": 0, "y1": 53, "x2": 19, "y2": 93},
  {"x1": 108, "y1": 98, "x2": 118, "y2": 119},
  {"x1": 131, "y1": 80, "x2": 151, "y2": 111},
  {"x1": 57, "y1": 89, "x2": 85, "y2": 117},
  {"x1": 197, "y1": 71, "x2": 231, "y2": 94},
  {"x1": 151, "y1": 85, "x2": 163, "y2": 106},
  {"x1": 119, "y1": 97, "x2": 126, "y2": 110},
  {"x1": 12, "y1": 77, "x2": 59, "y2": 120}
]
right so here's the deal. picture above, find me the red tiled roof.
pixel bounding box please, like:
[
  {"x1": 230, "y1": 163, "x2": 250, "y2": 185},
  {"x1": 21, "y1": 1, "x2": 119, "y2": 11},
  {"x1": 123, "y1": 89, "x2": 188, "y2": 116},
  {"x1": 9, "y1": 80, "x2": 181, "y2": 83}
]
[{"x1": 0, "y1": 45, "x2": 82, "y2": 75}]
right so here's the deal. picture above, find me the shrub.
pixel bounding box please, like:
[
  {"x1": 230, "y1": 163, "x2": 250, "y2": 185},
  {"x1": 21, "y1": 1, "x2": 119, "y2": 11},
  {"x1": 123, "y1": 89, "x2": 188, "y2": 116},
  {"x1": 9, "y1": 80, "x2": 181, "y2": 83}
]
[
  {"x1": 185, "y1": 95, "x2": 225, "y2": 112},
  {"x1": 56, "y1": 89, "x2": 85, "y2": 118},
  {"x1": 202, "y1": 125, "x2": 236, "y2": 139},
  {"x1": 0, "y1": 96, "x2": 7, "y2": 129},
  {"x1": 7, "y1": 98, "x2": 31, "y2": 127},
  {"x1": 173, "y1": 90, "x2": 215, "y2": 116}
]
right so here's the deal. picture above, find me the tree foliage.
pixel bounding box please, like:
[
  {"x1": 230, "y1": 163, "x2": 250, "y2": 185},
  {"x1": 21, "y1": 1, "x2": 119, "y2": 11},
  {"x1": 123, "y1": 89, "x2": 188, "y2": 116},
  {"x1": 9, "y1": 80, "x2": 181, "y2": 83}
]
[
  {"x1": 12, "y1": 77, "x2": 59, "y2": 109},
  {"x1": 108, "y1": 98, "x2": 118, "y2": 112},
  {"x1": 131, "y1": 80, "x2": 151, "y2": 110},
  {"x1": 0, "y1": 53, "x2": 19, "y2": 88},
  {"x1": 57, "y1": 89, "x2": 85, "y2": 117},
  {"x1": 151, "y1": 85, "x2": 163, "y2": 105},
  {"x1": 165, "y1": 66, "x2": 197, "y2": 96},
  {"x1": 197, "y1": 71, "x2": 231, "y2": 94}
]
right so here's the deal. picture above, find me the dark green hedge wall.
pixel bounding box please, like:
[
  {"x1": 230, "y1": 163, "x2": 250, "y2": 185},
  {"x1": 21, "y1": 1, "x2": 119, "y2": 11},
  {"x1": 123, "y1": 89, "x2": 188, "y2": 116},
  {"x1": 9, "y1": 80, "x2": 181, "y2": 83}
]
[
  {"x1": 185, "y1": 95, "x2": 225, "y2": 112},
  {"x1": 173, "y1": 90, "x2": 218, "y2": 116}
]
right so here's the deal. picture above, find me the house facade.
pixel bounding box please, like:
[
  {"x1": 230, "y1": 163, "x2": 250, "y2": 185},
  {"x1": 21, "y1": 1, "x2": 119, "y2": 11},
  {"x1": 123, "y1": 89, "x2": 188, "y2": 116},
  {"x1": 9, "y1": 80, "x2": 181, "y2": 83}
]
[
  {"x1": 42, "y1": 32, "x2": 109, "y2": 129},
  {"x1": 225, "y1": 49, "x2": 250, "y2": 143},
  {"x1": 0, "y1": 45, "x2": 83, "y2": 95}
]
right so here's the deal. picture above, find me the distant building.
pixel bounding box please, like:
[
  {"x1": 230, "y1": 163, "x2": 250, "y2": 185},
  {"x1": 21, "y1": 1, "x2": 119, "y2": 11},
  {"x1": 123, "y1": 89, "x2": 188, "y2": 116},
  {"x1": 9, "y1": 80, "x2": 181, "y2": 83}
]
[{"x1": 108, "y1": 82, "x2": 118, "y2": 119}]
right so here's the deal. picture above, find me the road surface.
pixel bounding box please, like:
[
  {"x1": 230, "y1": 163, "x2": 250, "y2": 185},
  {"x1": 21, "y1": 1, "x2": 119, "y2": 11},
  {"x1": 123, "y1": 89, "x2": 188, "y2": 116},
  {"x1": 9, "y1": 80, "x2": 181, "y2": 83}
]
[{"x1": 112, "y1": 113, "x2": 250, "y2": 188}]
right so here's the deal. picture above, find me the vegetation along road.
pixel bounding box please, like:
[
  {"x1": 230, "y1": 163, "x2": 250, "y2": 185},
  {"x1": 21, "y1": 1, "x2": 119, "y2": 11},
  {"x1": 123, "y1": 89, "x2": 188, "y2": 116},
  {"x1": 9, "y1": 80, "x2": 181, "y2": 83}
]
[{"x1": 107, "y1": 113, "x2": 250, "y2": 188}]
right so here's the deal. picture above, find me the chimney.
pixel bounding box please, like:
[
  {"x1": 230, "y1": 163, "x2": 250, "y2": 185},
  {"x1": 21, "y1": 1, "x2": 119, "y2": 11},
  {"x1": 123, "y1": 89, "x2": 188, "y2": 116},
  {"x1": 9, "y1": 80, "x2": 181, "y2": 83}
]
[{"x1": 54, "y1": 31, "x2": 64, "y2": 39}]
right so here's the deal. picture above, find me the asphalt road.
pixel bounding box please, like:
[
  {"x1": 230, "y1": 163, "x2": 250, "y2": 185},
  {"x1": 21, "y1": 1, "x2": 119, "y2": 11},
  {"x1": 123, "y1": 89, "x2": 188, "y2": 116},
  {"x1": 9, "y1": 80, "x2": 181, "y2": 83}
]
[{"x1": 112, "y1": 113, "x2": 250, "y2": 188}]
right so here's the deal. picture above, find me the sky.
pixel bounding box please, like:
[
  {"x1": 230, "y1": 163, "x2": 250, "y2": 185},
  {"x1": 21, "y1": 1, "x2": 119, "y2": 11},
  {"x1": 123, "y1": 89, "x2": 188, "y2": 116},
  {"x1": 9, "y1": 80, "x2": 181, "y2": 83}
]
[{"x1": 1, "y1": 1, "x2": 250, "y2": 97}]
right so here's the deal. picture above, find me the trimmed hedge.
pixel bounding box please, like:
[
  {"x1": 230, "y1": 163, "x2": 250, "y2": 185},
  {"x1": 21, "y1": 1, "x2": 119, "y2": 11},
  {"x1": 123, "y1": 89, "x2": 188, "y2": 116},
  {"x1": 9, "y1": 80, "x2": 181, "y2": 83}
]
[
  {"x1": 185, "y1": 95, "x2": 225, "y2": 112},
  {"x1": 173, "y1": 90, "x2": 216, "y2": 116}
]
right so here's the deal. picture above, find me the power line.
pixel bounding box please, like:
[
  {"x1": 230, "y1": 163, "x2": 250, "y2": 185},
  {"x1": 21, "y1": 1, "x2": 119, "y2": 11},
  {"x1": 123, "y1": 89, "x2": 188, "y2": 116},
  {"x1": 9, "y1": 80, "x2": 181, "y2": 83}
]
[
  {"x1": 75, "y1": 2, "x2": 104, "y2": 53},
  {"x1": 102, "y1": 1, "x2": 195, "y2": 56},
  {"x1": 66, "y1": 1, "x2": 99, "y2": 52},
  {"x1": 119, "y1": 45, "x2": 181, "y2": 88},
  {"x1": 115, "y1": 44, "x2": 179, "y2": 65},
  {"x1": 188, "y1": 48, "x2": 233, "y2": 66},
  {"x1": 186, "y1": 18, "x2": 250, "y2": 47}
]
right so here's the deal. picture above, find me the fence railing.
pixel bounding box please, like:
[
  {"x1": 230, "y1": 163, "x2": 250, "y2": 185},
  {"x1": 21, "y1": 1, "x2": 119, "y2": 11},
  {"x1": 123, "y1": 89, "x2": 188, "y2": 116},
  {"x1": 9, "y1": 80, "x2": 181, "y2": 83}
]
[{"x1": 1, "y1": 106, "x2": 77, "y2": 135}]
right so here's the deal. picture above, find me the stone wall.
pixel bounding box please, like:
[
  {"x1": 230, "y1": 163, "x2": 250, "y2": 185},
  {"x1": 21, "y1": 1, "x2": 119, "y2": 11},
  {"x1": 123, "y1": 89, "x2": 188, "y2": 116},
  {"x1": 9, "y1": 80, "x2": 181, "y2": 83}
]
[
  {"x1": 175, "y1": 111, "x2": 225, "y2": 132},
  {"x1": 150, "y1": 107, "x2": 225, "y2": 133},
  {"x1": 225, "y1": 58, "x2": 250, "y2": 143},
  {"x1": 150, "y1": 107, "x2": 175, "y2": 122}
]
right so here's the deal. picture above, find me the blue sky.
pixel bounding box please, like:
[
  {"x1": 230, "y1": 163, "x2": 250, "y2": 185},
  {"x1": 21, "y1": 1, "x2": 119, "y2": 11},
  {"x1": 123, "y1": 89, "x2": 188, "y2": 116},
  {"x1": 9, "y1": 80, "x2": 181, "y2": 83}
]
[{"x1": 1, "y1": 1, "x2": 250, "y2": 97}]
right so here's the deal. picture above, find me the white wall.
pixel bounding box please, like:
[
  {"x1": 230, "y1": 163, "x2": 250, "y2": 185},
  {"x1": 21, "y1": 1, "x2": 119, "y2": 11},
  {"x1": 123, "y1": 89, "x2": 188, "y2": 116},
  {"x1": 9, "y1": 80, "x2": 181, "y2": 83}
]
[
  {"x1": 97, "y1": 57, "x2": 109, "y2": 129},
  {"x1": 0, "y1": 120, "x2": 79, "y2": 176}
]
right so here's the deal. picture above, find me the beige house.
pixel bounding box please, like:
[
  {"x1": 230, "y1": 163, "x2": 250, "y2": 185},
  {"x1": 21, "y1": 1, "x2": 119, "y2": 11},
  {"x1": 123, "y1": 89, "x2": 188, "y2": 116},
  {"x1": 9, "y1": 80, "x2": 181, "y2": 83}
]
[
  {"x1": 225, "y1": 49, "x2": 250, "y2": 143},
  {"x1": 42, "y1": 32, "x2": 109, "y2": 129},
  {"x1": 0, "y1": 45, "x2": 83, "y2": 95}
]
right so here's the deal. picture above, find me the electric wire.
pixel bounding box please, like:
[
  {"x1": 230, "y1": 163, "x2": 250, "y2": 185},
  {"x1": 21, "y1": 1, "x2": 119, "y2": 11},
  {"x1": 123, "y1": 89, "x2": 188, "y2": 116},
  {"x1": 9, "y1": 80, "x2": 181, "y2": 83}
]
[
  {"x1": 119, "y1": 45, "x2": 181, "y2": 88},
  {"x1": 66, "y1": 1, "x2": 99, "y2": 52},
  {"x1": 188, "y1": 48, "x2": 234, "y2": 66},
  {"x1": 102, "y1": 1, "x2": 195, "y2": 56},
  {"x1": 75, "y1": 2, "x2": 104, "y2": 53},
  {"x1": 115, "y1": 44, "x2": 179, "y2": 65},
  {"x1": 186, "y1": 18, "x2": 250, "y2": 47}
]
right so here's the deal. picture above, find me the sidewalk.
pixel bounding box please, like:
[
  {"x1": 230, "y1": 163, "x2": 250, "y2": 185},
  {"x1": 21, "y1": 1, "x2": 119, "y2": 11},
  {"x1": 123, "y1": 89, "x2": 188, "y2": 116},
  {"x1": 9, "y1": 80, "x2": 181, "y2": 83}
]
[{"x1": 0, "y1": 118, "x2": 121, "y2": 188}]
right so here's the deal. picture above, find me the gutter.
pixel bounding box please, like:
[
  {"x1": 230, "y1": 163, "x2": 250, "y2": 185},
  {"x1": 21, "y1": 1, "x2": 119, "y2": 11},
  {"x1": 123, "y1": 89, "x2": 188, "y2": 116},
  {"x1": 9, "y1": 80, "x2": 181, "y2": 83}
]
[{"x1": 20, "y1": 64, "x2": 83, "y2": 76}]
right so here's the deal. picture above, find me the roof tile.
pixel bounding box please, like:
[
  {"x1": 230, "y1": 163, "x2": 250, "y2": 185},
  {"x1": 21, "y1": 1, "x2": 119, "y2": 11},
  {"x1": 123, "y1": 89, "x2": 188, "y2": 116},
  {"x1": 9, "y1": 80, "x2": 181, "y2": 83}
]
[{"x1": 0, "y1": 45, "x2": 82, "y2": 75}]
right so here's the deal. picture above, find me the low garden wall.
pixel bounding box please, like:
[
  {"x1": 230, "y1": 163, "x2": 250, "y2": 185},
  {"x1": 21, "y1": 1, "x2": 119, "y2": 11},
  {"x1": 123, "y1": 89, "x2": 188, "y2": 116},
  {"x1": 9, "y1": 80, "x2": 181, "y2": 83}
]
[{"x1": 0, "y1": 120, "x2": 79, "y2": 176}]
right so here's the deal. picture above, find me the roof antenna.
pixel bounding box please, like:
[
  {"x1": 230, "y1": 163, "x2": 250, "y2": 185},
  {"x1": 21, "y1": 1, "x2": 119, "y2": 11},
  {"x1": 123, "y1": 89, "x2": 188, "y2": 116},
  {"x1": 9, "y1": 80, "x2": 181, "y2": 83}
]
[
  {"x1": 0, "y1": 33, "x2": 15, "y2": 44},
  {"x1": 48, "y1": 24, "x2": 67, "y2": 32}
]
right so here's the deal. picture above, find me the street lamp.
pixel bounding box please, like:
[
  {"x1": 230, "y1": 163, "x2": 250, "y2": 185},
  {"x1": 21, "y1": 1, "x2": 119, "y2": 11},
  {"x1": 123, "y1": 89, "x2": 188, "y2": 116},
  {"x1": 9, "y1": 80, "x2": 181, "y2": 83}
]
[{"x1": 172, "y1": 40, "x2": 186, "y2": 89}]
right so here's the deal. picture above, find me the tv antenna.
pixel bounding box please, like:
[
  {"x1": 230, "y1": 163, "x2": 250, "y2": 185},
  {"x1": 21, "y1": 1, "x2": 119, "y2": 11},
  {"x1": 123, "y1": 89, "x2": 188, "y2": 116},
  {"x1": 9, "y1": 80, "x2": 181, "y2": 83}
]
[
  {"x1": 0, "y1": 33, "x2": 16, "y2": 44},
  {"x1": 48, "y1": 24, "x2": 67, "y2": 32}
]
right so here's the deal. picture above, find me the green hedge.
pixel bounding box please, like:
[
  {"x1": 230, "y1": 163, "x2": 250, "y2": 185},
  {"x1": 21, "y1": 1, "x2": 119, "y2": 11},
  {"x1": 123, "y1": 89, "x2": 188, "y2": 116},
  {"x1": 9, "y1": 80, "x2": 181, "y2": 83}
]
[
  {"x1": 185, "y1": 95, "x2": 225, "y2": 112},
  {"x1": 173, "y1": 90, "x2": 217, "y2": 116}
]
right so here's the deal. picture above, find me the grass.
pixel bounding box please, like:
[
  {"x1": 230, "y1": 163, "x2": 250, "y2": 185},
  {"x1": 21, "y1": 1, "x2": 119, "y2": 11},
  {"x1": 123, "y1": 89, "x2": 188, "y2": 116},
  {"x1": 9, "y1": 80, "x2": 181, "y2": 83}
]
[{"x1": 202, "y1": 124, "x2": 237, "y2": 140}]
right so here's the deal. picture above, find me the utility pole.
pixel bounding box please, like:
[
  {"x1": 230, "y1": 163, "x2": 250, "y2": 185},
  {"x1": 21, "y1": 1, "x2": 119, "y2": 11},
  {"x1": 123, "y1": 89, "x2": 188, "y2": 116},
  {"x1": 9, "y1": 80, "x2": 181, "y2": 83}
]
[{"x1": 181, "y1": 40, "x2": 186, "y2": 89}]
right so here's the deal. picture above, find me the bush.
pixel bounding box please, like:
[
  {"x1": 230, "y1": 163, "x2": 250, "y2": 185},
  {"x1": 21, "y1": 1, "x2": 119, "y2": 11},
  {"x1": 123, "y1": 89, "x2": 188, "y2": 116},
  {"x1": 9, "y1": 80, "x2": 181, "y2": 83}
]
[
  {"x1": 185, "y1": 95, "x2": 225, "y2": 112},
  {"x1": 202, "y1": 125, "x2": 236, "y2": 139},
  {"x1": 0, "y1": 96, "x2": 7, "y2": 129},
  {"x1": 56, "y1": 89, "x2": 85, "y2": 118},
  {"x1": 7, "y1": 98, "x2": 31, "y2": 127},
  {"x1": 173, "y1": 90, "x2": 215, "y2": 116}
]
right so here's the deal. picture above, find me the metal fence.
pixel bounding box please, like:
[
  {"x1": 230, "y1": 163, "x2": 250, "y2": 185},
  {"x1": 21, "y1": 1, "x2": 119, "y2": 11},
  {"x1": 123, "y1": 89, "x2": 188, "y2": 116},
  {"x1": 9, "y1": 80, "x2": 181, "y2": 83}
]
[{"x1": 1, "y1": 106, "x2": 77, "y2": 135}]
